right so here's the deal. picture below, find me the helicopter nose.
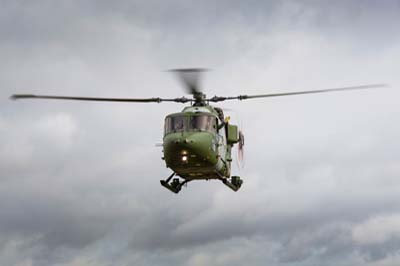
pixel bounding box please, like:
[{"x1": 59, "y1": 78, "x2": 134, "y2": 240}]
[
  {"x1": 163, "y1": 132, "x2": 217, "y2": 167},
  {"x1": 174, "y1": 138, "x2": 194, "y2": 145},
  {"x1": 170, "y1": 135, "x2": 199, "y2": 155}
]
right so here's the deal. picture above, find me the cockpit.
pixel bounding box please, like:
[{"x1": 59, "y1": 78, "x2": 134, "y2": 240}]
[{"x1": 164, "y1": 113, "x2": 217, "y2": 135}]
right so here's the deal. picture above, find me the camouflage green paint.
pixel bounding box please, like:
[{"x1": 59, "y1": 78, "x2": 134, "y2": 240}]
[{"x1": 162, "y1": 105, "x2": 238, "y2": 180}]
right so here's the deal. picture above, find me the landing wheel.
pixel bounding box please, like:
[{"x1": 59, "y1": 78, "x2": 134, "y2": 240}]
[
  {"x1": 231, "y1": 176, "x2": 243, "y2": 187},
  {"x1": 221, "y1": 176, "x2": 243, "y2": 192},
  {"x1": 160, "y1": 173, "x2": 190, "y2": 194}
]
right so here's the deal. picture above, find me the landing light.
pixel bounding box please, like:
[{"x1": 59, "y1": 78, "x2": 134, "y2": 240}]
[{"x1": 182, "y1": 155, "x2": 188, "y2": 162}]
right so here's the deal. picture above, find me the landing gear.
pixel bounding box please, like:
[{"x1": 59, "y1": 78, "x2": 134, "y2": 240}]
[
  {"x1": 221, "y1": 176, "x2": 243, "y2": 192},
  {"x1": 160, "y1": 173, "x2": 190, "y2": 194},
  {"x1": 160, "y1": 173, "x2": 243, "y2": 193}
]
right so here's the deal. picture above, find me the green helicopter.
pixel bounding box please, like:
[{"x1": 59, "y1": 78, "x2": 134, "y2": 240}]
[{"x1": 11, "y1": 69, "x2": 385, "y2": 193}]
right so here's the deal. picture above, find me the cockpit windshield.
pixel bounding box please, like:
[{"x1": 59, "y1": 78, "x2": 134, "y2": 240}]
[
  {"x1": 189, "y1": 115, "x2": 216, "y2": 132},
  {"x1": 164, "y1": 116, "x2": 185, "y2": 134},
  {"x1": 164, "y1": 113, "x2": 216, "y2": 135}
]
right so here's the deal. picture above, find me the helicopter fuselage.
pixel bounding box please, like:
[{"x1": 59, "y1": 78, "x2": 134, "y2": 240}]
[{"x1": 162, "y1": 105, "x2": 237, "y2": 181}]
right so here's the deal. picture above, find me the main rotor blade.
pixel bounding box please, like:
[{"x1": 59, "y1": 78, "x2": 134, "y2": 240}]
[
  {"x1": 208, "y1": 84, "x2": 387, "y2": 102},
  {"x1": 169, "y1": 68, "x2": 208, "y2": 95},
  {"x1": 10, "y1": 94, "x2": 191, "y2": 103}
]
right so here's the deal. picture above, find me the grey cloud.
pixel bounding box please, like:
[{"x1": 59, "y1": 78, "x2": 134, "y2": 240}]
[{"x1": 1, "y1": 0, "x2": 400, "y2": 266}]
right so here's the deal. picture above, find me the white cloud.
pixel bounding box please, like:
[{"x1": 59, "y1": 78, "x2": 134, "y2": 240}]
[
  {"x1": 33, "y1": 113, "x2": 78, "y2": 149},
  {"x1": 187, "y1": 253, "x2": 212, "y2": 266},
  {"x1": 352, "y1": 214, "x2": 400, "y2": 245}
]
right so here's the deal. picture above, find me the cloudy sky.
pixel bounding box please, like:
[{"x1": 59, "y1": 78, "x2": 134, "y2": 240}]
[{"x1": 1, "y1": 1, "x2": 400, "y2": 265}]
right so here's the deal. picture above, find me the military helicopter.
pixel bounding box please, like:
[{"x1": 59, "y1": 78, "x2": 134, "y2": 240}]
[{"x1": 11, "y1": 69, "x2": 385, "y2": 193}]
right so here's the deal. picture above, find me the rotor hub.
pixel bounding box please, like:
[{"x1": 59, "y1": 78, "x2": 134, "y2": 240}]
[{"x1": 193, "y1": 93, "x2": 206, "y2": 106}]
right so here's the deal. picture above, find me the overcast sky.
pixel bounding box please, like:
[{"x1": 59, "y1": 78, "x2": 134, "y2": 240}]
[{"x1": 1, "y1": 1, "x2": 400, "y2": 265}]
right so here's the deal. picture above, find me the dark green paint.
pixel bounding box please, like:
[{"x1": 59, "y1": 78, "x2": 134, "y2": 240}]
[{"x1": 162, "y1": 105, "x2": 238, "y2": 181}]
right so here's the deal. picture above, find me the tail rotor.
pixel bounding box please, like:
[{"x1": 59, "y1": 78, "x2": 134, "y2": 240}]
[{"x1": 238, "y1": 129, "x2": 245, "y2": 168}]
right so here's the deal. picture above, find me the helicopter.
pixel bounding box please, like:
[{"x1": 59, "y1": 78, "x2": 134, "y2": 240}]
[{"x1": 11, "y1": 69, "x2": 386, "y2": 193}]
